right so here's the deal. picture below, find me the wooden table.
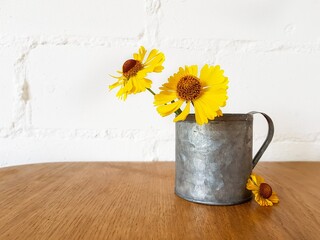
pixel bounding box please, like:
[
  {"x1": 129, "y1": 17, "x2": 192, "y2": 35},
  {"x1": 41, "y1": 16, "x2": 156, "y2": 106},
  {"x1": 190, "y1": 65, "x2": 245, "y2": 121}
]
[{"x1": 0, "y1": 162, "x2": 319, "y2": 240}]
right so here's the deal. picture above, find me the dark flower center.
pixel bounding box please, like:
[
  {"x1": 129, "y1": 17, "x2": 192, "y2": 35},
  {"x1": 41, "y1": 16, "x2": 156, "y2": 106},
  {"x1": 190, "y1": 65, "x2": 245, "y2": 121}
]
[
  {"x1": 259, "y1": 183, "x2": 273, "y2": 199},
  {"x1": 177, "y1": 75, "x2": 202, "y2": 101},
  {"x1": 122, "y1": 59, "x2": 143, "y2": 78}
]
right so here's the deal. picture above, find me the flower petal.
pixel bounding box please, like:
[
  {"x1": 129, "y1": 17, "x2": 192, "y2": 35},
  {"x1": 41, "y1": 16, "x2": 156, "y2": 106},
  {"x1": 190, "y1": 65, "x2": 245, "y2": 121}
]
[
  {"x1": 268, "y1": 192, "x2": 280, "y2": 204},
  {"x1": 195, "y1": 94, "x2": 220, "y2": 120},
  {"x1": 116, "y1": 86, "x2": 128, "y2": 100},
  {"x1": 156, "y1": 100, "x2": 183, "y2": 117},
  {"x1": 200, "y1": 65, "x2": 228, "y2": 90},
  {"x1": 153, "y1": 66, "x2": 164, "y2": 73},
  {"x1": 199, "y1": 64, "x2": 210, "y2": 85},
  {"x1": 109, "y1": 81, "x2": 121, "y2": 90},
  {"x1": 145, "y1": 49, "x2": 159, "y2": 63},
  {"x1": 186, "y1": 65, "x2": 198, "y2": 76},
  {"x1": 133, "y1": 46, "x2": 147, "y2": 62},
  {"x1": 246, "y1": 178, "x2": 259, "y2": 191},
  {"x1": 130, "y1": 76, "x2": 145, "y2": 93},
  {"x1": 251, "y1": 173, "x2": 265, "y2": 186},
  {"x1": 193, "y1": 100, "x2": 209, "y2": 125},
  {"x1": 174, "y1": 101, "x2": 191, "y2": 122},
  {"x1": 143, "y1": 49, "x2": 165, "y2": 73},
  {"x1": 154, "y1": 91, "x2": 177, "y2": 105},
  {"x1": 216, "y1": 109, "x2": 223, "y2": 117}
]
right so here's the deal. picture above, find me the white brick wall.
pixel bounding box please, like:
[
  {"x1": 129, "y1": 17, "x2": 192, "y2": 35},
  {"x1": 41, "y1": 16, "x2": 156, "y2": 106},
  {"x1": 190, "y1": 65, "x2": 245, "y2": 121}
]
[
  {"x1": 0, "y1": 47, "x2": 15, "y2": 129},
  {"x1": 1, "y1": 0, "x2": 320, "y2": 167}
]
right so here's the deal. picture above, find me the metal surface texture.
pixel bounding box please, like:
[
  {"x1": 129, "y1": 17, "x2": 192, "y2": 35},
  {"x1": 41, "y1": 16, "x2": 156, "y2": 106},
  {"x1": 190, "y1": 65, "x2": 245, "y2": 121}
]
[{"x1": 175, "y1": 113, "x2": 274, "y2": 205}]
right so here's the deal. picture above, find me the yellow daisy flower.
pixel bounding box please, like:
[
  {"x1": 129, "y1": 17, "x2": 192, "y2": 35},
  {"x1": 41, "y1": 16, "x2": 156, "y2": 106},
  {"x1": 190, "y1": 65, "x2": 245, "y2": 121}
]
[
  {"x1": 109, "y1": 46, "x2": 165, "y2": 100},
  {"x1": 154, "y1": 65, "x2": 228, "y2": 125},
  {"x1": 246, "y1": 173, "x2": 280, "y2": 207}
]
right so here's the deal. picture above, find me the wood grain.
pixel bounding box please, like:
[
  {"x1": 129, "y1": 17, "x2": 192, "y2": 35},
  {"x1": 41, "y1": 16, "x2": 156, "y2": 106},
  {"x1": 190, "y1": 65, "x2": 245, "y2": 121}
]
[{"x1": 0, "y1": 162, "x2": 319, "y2": 240}]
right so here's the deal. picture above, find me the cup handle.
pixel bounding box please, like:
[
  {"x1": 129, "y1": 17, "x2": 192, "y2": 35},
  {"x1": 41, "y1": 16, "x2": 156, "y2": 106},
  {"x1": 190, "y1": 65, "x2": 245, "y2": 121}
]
[{"x1": 249, "y1": 111, "x2": 274, "y2": 169}]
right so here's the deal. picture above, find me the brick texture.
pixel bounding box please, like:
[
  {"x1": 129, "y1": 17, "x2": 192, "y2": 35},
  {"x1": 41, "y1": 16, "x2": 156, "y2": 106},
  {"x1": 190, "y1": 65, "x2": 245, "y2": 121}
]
[{"x1": 1, "y1": 0, "x2": 320, "y2": 166}]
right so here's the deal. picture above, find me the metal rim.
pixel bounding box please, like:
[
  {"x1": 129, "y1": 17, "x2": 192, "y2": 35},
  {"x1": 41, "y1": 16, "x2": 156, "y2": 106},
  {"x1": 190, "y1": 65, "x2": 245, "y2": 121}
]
[{"x1": 183, "y1": 113, "x2": 253, "y2": 122}]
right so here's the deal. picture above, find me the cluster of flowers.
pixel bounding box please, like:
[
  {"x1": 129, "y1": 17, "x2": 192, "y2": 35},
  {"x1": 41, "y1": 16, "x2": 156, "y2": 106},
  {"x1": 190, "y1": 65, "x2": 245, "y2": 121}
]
[
  {"x1": 109, "y1": 46, "x2": 228, "y2": 125},
  {"x1": 109, "y1": 46, "x2": 279, "y2": 206}
]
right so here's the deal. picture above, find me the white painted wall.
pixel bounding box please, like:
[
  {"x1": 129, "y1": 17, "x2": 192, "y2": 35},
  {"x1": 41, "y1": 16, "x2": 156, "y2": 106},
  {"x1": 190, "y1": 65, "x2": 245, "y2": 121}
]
[{"x1": 1, "y1": 0, "x2": 320, "y2": 167}]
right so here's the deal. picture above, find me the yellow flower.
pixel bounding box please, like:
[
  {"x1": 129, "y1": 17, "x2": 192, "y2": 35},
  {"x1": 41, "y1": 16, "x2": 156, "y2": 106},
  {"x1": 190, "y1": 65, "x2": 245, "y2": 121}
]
[
  {"x1": 154, "y1": 65, "x2": 228, "y2": 125},
  {"x1": 246, "y1": 173, "x2": 279, "y2": 207},
  {"x1": 109, "y1": 46, "x2": 165, "y2": 100}
]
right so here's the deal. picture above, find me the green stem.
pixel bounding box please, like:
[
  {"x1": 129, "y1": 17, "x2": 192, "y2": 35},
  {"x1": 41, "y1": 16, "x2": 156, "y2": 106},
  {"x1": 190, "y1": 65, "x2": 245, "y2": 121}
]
[
  {"x1": 146, "y1": 88, "x2": 156, "y2": 95},
  {"x1": 174, "y1": 108, "x2": 182, "y2": 115}
]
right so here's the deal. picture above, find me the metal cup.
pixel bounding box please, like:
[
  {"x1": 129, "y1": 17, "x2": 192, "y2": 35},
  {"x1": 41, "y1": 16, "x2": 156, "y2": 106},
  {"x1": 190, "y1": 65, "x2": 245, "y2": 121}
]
[{"x1": 175, "y1": 112, "x2": 274, "y2": 205}]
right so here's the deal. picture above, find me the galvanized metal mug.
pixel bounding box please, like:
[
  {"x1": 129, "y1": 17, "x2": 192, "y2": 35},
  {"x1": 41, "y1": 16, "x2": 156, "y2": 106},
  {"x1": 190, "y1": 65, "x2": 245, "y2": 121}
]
[{"x1": 175, "y1": 112, "x2": 274, "y2": 205}]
